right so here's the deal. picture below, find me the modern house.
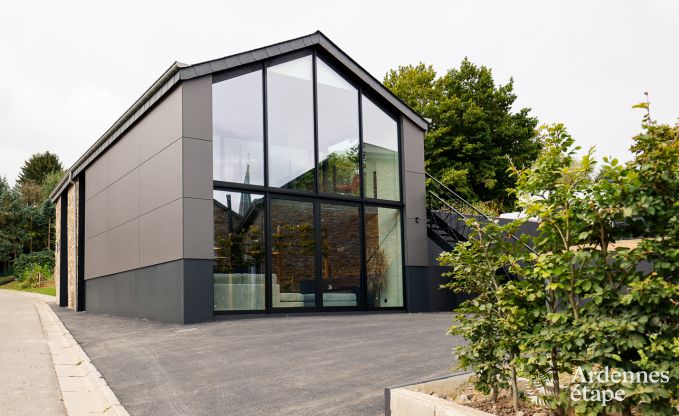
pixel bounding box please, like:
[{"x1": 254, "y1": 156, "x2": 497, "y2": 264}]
[{"x1": 50, "y1": 32, "x2": 453, "y2": 324}]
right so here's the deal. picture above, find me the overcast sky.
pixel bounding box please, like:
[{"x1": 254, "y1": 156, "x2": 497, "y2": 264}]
[{"x1": 1, "y1": 0, "x2": 677, "y2": 185}]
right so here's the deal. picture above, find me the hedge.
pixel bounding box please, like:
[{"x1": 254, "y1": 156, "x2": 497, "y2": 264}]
[{"x1": 13, "y1": 251, "x2": 55, "y2": 279}]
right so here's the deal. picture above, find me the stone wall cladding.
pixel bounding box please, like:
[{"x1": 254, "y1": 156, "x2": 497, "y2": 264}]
[
  {"x1": 54, "y1": 198, "x2": 62, "y2": 305},
  {"x1": 67, "y1": 182, "x2": 78, "y2": 310}
]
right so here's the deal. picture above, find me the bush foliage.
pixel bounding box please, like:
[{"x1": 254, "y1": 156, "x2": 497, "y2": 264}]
[
  {"x1": 441, "y1": 110, "x2": 678, "y2": 415},
  {"x1": 14, "y1": 250, "x2": 55, "y2": 280},
  {"x1": 19, "y1": 263, "x2": 53, "y2": 288}
]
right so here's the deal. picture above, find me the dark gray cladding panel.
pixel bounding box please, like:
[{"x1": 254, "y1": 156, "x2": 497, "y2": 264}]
[
  {"x1": 85, "y1": 259, "x2": 214, "y2": 324},
  {"x1": 405, "y1": 265, "x2": 458, "y2": 313},
  {"x1": 402, "y1": 115, "x2": 428, "y2": 267},
  {"x1": 405, "y1": 266, "x2": 429, "y2": 312},
  {"x1": 183, "y1": 259, "x2": 214, "y2": 324}
]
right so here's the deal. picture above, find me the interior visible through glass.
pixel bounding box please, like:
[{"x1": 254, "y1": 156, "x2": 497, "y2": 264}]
[
  {"x1": 271, "y1": 198, "x2": 316, "y2": 308},
  {"x1": 321, "y1": 203, "x2": 361, "y2": 306},
  {"x1": 213, "y1": 190, "x2": 266, "y2": 311},
  {"x1": 317, "y1": 58, "x2": 360, "y2": 197},
  {"x1": 362, "y1": 96, "x2": 400, "y2": 200},
  {"x1": 213, "y1": 70, "x2": 264, "y2": 185},
  {"x1": 267, "y1": 56, "x2": 315, "y2": 191},
  {"x1": 211, "y1": 53, "x2": 406, "y2": 313},
  {"x1": 364, "y1": 206, "x2": 403, "y2": 307}
]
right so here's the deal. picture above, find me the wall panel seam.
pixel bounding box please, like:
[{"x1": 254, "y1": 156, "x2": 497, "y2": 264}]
[
  {"x1": 181, "y1": 135, "x2": 212, "y2": 142},
  {"x1": 140, "y1": 196, "x2": 183, "y2": 217},
  {"x1": 139, "y1": 135, "x2": 184, "y2": 166}
]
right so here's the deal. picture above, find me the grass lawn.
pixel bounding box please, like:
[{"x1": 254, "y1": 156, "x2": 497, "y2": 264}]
[{"x1": 0, "y1": 280, "x2": 56, "y2": 296}]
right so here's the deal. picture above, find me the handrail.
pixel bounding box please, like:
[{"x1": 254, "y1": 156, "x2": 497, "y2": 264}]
[
  {"x1": 425, "y1": 173, "x2": 538, "y2": 255},
  {"x1": 425, "y1": 172, "x2": 491, "y2": 220},
  {"x1": 428, "y1": 191, "x2": 469, "y2": 219}
]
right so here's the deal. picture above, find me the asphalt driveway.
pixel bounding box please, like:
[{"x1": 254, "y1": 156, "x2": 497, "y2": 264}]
[{"x1": 52, "y1": 309, "x2": 462, "y2": 416}]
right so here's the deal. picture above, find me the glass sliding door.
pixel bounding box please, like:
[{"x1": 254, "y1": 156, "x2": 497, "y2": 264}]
[
  {"x1": 213, "y1": 190, "x2": 266, "y2": 311},
  {"x1": 271, "y1": 198, "x2": 316, "y2": 308},
  {"x1": 364, "y1": 206, "x2": 403, "y2": 307},
  {"x1": 320, "y1": 203, "x2": 361, "y2": 307}
]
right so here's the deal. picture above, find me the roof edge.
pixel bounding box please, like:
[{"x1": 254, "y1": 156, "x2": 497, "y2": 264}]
[
  {"x1": 50, "y1": 62, "x2": 183, "y2": 201},
  {"x1": 50, "y1": 31, "x2": 429, "y2": 201}
]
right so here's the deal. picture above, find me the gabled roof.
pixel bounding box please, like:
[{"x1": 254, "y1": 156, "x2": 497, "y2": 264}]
[{"x1": 50, "y1": 31, "x2": 428, "y2": 201}]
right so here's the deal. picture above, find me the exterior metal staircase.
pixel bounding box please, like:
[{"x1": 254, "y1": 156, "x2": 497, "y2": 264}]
[
  {"x1": 425, "y1": 172, "x2": 493, "y2": 251},
  {"x1": 425, "y1": 172, "x2": 538, "y2": 256}
]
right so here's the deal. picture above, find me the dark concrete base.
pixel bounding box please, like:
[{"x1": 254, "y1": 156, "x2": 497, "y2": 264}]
[
  {"x1": 84, "y1": 259, "x2": 213, "y2": 324},
  {"x1": 406, "y1": 265, "x2": 457, "y2": 313}
]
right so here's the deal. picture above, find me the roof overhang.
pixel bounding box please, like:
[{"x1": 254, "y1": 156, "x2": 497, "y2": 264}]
[{"x1": 50, "y1": 31, "x2": 429, "y2": 201}]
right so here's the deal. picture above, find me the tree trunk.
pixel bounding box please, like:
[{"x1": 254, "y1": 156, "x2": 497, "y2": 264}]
[
  {"x1": 622, "y1": 404, "x2": 633, "y2": 416},
  {"x1": 551, "y1": 347, "x2": 564, "y2": 416},
  {"x1": 510, "y1": 359, "x2": 520, "y2": 411}
]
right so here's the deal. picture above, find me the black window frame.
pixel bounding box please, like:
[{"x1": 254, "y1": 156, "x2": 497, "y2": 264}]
[{"x1": 211, "y1": 46, "x2": 407, "y2": 314}]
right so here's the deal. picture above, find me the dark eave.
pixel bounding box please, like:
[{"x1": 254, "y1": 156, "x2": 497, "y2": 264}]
[{"x1": 50, "y1": 30, "x2": 428, "y2": 201}]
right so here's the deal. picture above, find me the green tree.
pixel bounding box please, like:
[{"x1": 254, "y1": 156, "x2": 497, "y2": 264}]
[
  {"x1": 441, "y1": 112, "x2": 677, "y2": 415},
  {"x1": 40, "y1": 170, "x2": 64, "y2": 201},
  {"x1": 442, "y1": 219, "x2": 532, "y2": 410},
  {"x1": 16, "y1": 151, "x2": 63, "y2": 187},
  {"x1": 0, "y1": 177, "x2": 27, "y2": 271},
  {"x1": 384, "y1": 59, "x2": 539, "y2": 208}
]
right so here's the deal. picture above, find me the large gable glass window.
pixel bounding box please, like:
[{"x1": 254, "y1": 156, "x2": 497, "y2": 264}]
[
  {"x1": 362, "y1": 96, "x2": 400, "y2": 201},
  {"x1": 213, "y1": 70, "x2": 264, "y2": 185},
  {"x1": 267, "y1": 56, "x2": 315, "y2": 192},
  {"x1": 212, "y1": 51, "x2": 405, "y2": 313},
  {"x1": 317, "y1": 59, "x2": 360, "y2": 197}
]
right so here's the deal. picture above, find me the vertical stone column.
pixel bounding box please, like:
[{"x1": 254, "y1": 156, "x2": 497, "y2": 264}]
[
  {"x1": 67, "y1": 182, "x2": 79, "y2": 310},
  {"x1": 54, "y1": 198, "x2": 62, "y2": 306}
]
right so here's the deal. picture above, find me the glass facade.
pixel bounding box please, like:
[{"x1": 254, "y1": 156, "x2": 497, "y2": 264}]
[
  {"x1": 317, "y1": 58, "x2": 360, "y2": 197},
  {"x1": 365, "y1": 206, "x2": 404, "y2": 307},
  {"x1": 213, "y1": 70, "x2": 264, "y2": 185},
  {"x1": 267, "y1": 56, "x2": 315, "y2": 191},
  {"x1": 362, "y1": 95, "x2": 400, "y2": 201},
  {"x1": 212, "y1": 52, "x2": 405, "y2": 312},
  {"x1": 271, "y1": 199, "x2": 316, "y2": 308},
  {"x1": 321, "y1": 203, "x2": 361, "y2": 306},
  {"x1": 213, "y1": 190, "x2": 266, "y2": 311}
]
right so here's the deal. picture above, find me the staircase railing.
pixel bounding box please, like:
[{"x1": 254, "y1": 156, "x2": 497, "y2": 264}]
[
  {"x1": 427, "y1": 191, "x2": 471, "y2": 243},
  {"x1": 425, "y1": 172, "x2": 538, "y2": 255}
]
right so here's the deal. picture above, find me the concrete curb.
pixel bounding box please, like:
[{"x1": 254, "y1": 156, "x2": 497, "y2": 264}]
[{"x1": 8, "y1": 290, "x2": 130, "y2": 416}]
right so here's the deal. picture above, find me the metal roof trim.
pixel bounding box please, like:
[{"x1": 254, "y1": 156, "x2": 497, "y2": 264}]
[{"x1": 50, "y1": 31, "x2": 428, "y2": 201}]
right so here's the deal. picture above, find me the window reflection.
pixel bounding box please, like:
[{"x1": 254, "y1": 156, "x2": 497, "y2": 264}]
[
  {"x1": 317, "y1": 59, "x2": 360, "y2": 197},
  {"x1": 365, "y1": 206, "x2": 403, "y2": 307},
  {"x1": 213, "y1": 190, "x2": 266, "y2": 311},
  {"x1": 267, "y1": 56, "x2": 315, "y2": 191},
  {"x1": 362, "y1": 96, "x2": 400, "y2": 201},
  {"x1": 213, "y1": 70, "x2": 264, "y2": 185},
  {"x1": 321, "y1": 204, "x2": 360, "y2": 306},
  {"x1": 212, "y1": 54, "x2": 406, "y2": 313},
  {"x1": 271, "y1": 199, "x2": 316, "y2": 308}
]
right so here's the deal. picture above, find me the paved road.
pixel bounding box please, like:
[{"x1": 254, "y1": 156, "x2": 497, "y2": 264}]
[
  {"x1": 53, "y1": 309, "x2": 462, "y2": 416},
  {"x1": 0, "y1": 290, "x2": 66, "y2": 416}
]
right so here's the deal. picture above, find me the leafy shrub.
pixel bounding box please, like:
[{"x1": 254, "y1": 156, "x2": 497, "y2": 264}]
[
  {"x1": 13, "y1": 251, "x2": 54, "y2": 280},
  {"x1": 19, "y1": 263, "x2": 53, "y2": 288},
  {"x1": 442, "y1": 114, "x2": 678, "y2": 415}
]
